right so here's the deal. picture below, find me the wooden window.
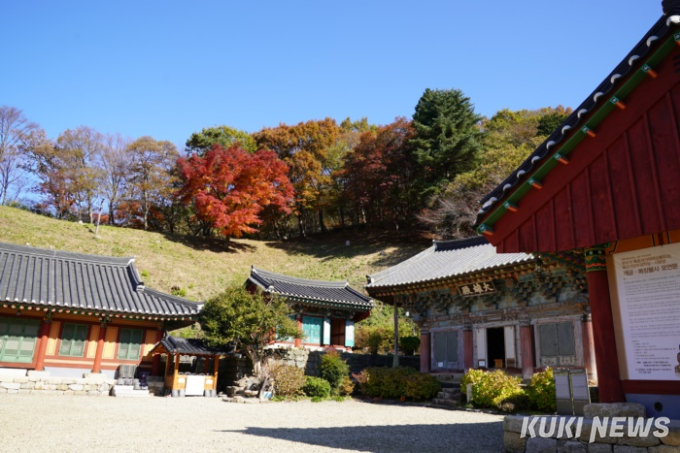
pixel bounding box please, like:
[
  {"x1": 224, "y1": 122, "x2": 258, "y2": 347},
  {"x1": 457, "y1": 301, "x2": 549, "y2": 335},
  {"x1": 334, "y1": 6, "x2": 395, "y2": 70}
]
[
  {"x1": 117, "y1": 328, "x2": 144, "y2": 360},
  {"x1": 0, "y1": 317, "x2": 40, "y2": 363},
  {"x1": 302, "y1": 316, "x2": 322, "y2": 344},
  {"x1": 58, "y1": 323, "x2": 89, "y2": 357},
  {"x1": 433, "y1": 331, "x2": 458, "y2": 369}
]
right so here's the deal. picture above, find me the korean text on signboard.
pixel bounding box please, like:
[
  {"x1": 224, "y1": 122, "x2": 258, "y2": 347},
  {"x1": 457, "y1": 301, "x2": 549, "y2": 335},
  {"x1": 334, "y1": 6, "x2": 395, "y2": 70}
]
[{"x1": 457, "y1": 281, "x2": 496, "y2": 297}]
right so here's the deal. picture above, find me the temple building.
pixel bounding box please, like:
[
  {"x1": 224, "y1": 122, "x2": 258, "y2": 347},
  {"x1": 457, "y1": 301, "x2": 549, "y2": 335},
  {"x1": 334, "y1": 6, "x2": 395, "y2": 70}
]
[
  {"x1": 365, "y1": 237, "x2": 594, "y2": 380},
  {"x1": 475, "y1": 0, "x2": 680, "y2": 419},
  {"x1": 246, "y1": 267, "x2": 373, "y2": 351},
  {"x1": 0, "y1": 242, "x2": 201, "y2": 378}
]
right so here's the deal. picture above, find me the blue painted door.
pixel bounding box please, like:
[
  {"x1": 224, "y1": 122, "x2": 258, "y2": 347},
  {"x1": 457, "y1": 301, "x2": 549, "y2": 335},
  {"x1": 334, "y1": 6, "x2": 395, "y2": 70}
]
[{"x1": 302, "y1": 316, "x2": 322, "y2": 344}]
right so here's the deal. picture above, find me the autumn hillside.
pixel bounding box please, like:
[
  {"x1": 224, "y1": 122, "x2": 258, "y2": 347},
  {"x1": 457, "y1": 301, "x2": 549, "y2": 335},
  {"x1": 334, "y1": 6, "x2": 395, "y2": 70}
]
[{"x1": 0, "y1": 206, "x2": 429, "y2": 302}]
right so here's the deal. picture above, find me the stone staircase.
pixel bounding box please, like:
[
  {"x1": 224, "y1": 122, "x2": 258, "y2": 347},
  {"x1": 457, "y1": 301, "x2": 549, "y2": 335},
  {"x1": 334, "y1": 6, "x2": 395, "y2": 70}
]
[
  {"x1": 432, "y1": 382, "x2": 462, "y2": 409},
  {"x1": 110, "y1": 385, "x2": 151, "y2": 398}
]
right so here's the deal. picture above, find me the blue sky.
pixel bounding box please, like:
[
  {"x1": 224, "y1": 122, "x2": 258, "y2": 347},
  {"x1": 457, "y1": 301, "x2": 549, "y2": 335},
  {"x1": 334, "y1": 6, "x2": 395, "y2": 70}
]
[{"x1": 3, "y1": 1, "x2": 661, "y2": 150}]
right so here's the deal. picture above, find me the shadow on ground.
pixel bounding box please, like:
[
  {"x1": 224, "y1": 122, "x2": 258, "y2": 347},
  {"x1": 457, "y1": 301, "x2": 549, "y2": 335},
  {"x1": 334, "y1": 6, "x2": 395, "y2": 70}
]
[
  {"x1": 162, "y1": 232, "x2": 256, "y2": 254},
  {"x1": 217, "y1": 421, "x2": 504, "y2": 452},
  {"x1": 266, "y1": 230, "x2": 430, "y2": 265}
]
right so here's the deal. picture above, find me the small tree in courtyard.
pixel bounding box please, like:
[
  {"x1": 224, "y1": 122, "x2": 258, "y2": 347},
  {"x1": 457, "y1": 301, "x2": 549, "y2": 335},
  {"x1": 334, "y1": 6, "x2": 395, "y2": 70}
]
[{"x1": 199, "y1": 286, "x2": 302, "y2": 398}]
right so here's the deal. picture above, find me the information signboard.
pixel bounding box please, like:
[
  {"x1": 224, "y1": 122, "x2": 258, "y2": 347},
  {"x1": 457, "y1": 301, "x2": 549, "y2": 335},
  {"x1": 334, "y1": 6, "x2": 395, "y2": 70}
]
[{"x1": 612, "y1": 243, "x2": 680, "y2": 381}]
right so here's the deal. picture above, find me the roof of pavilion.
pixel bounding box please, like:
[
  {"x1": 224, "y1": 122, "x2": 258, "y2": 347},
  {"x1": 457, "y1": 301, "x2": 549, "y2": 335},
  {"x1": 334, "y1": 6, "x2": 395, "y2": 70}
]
[
  {"x1": 151, "y1": 335, "x2": 235, "y2": 356},
  {"x1": 365, "y1": 236, "x2": 534, "y2": 292},
  {"x1": 247, "y1": 267, "x2": 373, "y2": 311},
  {"x1": 0, "y1": 241, "x2": 202, "y2": 320},
  {"x1": 476, "y1": 4, "x2": 680, "y2": 242}
]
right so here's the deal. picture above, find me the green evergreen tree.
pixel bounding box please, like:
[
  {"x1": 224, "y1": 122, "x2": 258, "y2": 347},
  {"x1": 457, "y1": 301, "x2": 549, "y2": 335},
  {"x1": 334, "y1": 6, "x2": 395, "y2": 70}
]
[{"x1": 410, "y1": 88, "x2": 484, "y2": 198}]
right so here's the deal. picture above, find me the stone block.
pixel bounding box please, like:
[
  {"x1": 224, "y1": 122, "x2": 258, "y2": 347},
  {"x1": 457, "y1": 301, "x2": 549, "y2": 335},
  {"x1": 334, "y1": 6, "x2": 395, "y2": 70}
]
[
  {"x1": 47, "y1": 378, "x2": 62, "y2": 385},
  {"x1": 557, "y1": 440, "x2": 586, "y2": 452},
  {"x1": 579, "y1": 420, "x2": 616, "y2": 445},
  {"x1": 618, "y1": 433, "x2": 660, "y2": 448},
  {"x1": 33, "y1": 381, "x2": 43, "y2": 390},
  {"x1": 584, "y1": 404, "x2": 646, "y2": 419},
  {"x1": 7, "y1": 389, "x2": 18, "y2": 394},
  {"x1": 74, "y1": 390, "x2": 87, "y2": 395},
  {"x1": 83, "y1": 373, "x2": 106, "y2": 382},
  {"x1": 19, "y1": 382, "x2": 35, "y2": 389},
  {"x1": 1, "y1": 382, "x2": 21, "y2": 390},
  {"x1": 43, "y1": 384, "x2": 57, "y2": 391},
  {"x1": 611, "y1": 446, "x2": 646, "y2": 453},
  {"x1": 0, "y1": 368, "x2": 27, "y2": 377},
  {"x1": 63, "y1": 390, "x2": 74, "y2": 395},
  {"x1": 0, "y1": 376, "x2": 16, "y2": 382},
  {"x1": 56, "y1": 384, "x2": 68, "y2": 391},
  {"x1": 74, "y1": 378, "x2": 87, "y2": 385},
  {"x1": 526, "y1": 437, "x2": 557, "y2": 453},
  {"x1": 98, "y1": 384, "x2": 110, "y2": 392},
  {"x1": 505, "y1": 415, "x2": 526, "y2": 434},
  {"x1": 587, "y1": 444, "x2": 612, "y2": 453},
  {"x1": 0, "y1": 388, "x2": 7, "y2": 394},
  {"x1": 27, "y1": 370, "x2": 50, "y2": 379},
  {"x1": 662, "y1": 421, "x2": 680, "y2": 447},
  {"x1": 87, "y1": 390, "x2": 100, "y2": 396},
  {"x1": 13, "y1": 377, "x2": 29, "y2": 383},
  {"x1": 61, "y1": 379, "x2": 75, "y2": 385},
  {"x1": 68, "y1": 384, "x2": 84, "y2": 391},
  {"x1": 18, "y1": 389, "x2": 31, "y2": 394},
  {"x1": 648, "y1": 446, "x2": 680, "y2": 452}
]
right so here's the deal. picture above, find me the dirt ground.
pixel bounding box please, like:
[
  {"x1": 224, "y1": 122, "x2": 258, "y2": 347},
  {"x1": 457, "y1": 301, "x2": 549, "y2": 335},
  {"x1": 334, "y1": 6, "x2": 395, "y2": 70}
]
[{"x1": 0, "y1": 394, "x2": 504, "y2": 452}]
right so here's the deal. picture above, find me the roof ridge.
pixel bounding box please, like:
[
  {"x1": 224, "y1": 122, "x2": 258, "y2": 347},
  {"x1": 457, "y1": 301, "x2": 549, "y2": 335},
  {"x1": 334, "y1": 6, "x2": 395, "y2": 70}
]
[
  {"x1": 0, "y1": 241, "x2": 133, "y2": 266},
  {"x1": 251, "y1": 266, "x2": 349, "y2": 288}
]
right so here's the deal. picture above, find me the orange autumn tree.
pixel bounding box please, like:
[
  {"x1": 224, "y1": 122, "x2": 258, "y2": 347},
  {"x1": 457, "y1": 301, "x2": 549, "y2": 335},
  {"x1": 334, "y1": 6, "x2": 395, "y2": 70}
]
[{"x1": 177, "y1": 145, "x2": 294, "y2": 239}]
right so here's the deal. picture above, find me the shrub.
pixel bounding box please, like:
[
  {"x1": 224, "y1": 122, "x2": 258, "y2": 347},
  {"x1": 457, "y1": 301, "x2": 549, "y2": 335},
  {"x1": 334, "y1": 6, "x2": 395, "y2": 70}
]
[
  {"x1": 320, "y1": 351, "x2": 350, "y2": 394},
  {"x1": 302, "y1": 376, "x2": 331, "y2": 398},
  {"x1": 270, "y1": 364, "x2": 306, "y2": 397},
  {"x1": 527, "y1": 367, "x2": 556, "y2": 412},
  {"x1": 359, "y1": 367, "x2": 440, "y2": 401},
  {"x1": 399, "y1": 336, "x2": 420, "y2": 355},
  {"x1": 461, "y1": 368, "x2": 525, "y2": 412},
  {"x1": 367, "y1": 331, "x2": 383, "y2": 355},
  {"x1": 339, "y1": 375, "x2": 355, "y2": 396}
]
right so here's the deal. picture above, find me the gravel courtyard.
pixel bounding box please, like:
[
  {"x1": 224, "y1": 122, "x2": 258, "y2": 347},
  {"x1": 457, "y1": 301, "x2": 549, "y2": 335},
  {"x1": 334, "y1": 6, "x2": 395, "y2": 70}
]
[{"x1": 0, "y1": 394, "x2": 504, "y2": 452}]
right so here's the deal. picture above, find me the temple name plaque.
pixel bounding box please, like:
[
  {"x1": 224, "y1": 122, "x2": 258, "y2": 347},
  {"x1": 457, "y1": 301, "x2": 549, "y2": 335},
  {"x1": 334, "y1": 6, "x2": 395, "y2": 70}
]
[{"x1": 612, "y1": 243, "x2": 680, "y2": 381}]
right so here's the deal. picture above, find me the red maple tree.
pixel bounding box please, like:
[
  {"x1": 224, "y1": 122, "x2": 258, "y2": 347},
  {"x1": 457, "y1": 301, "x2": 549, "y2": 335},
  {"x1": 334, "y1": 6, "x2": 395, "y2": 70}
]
[{"x1": 177, "y1": 145, "x2": 294, "y2": 238}]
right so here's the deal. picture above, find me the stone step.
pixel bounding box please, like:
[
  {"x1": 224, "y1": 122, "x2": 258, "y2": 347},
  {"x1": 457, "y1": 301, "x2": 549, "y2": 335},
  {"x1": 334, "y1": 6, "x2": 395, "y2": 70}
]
[
  {"x1": 436, "y1": 391, "x2": 461, "y2": 400},
  {"x1": 432, "y1": 398, "x2": 459, "y2": 408},
  {"x1": 112, "y1": 390, "x2": 151, "y2": 397}
]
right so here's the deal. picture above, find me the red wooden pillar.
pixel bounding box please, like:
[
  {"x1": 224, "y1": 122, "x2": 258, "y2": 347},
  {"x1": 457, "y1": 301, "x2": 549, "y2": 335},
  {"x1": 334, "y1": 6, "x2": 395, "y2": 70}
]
[
  {"x1": 585, "y1": 246, "x2": 625, "y2": 403},
  {"x1": 463, "y1": 327, "x2": 473, "y2": 370},
  {"x1": 419, "y1": 331, "x2": 430, "y2": 373},
  {"x1": 294, "y1": 315, "x2": 302, "y2": 348},
  {"x1": 519, "y1": 322, "x2": 534, "y2": 379},
  {"x1": 582, "y1": 313, "x2": 597, "y2": 384},
  {"x1": 92, "y1": 324, "x2": 107, "y2": 374},
  {"x1": 34, "y1": 319, "x2": 52, "y2": 371},
  {"x1": 151, "y1": 329, "x2": 164, "y2": 376}
]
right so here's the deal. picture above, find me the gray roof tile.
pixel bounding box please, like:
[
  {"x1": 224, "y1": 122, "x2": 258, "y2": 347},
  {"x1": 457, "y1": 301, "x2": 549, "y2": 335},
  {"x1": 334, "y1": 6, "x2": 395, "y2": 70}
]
[
  {"x1": 0, "y1": 242, "x2": 202, "y2": 317},
  {"x1": 366, "y1": 236, "x2": 534, "y2": 289},
  {"x1": 156, "y1": 335, "x2": 235, "y2": 355},
  {"x1": 248, "y1": 267, "x2": 373, "y2": 311}
]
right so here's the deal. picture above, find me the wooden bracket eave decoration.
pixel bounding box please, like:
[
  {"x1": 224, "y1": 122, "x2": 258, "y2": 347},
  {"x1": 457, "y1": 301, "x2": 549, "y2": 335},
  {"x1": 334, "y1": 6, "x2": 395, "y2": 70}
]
[
  {"x1": 610, "y1": 96, "x2": 626, "y2": 110},
  {"x1": 580, "y1": 126, "x2": 597, "y2": 138},
  {"x1": 553, "y1": 153, "x2": 570, "y2": 165},
  {"x1": 528, "y1": 177, "x2": 543, "y2": 190},
  {"x1": 503, "y1": 201, "x2": 518, "y2": 213},
  {"x1": 641, "y1": 64, "x2": 658, "y2": 78}
]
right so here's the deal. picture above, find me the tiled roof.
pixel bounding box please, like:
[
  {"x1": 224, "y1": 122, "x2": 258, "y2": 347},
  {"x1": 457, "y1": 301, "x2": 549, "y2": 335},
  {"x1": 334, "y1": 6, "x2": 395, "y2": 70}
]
[
  {"x1": 366, "y1": 236, "x2": 534, "y2": 289},
  {"x1": 156, "y1": 335, "x2": 234, "y2": 355},
  {"x1": 477, "y1": 8, "x2": 680, "y2": 221},
  {"x1": 0, "y1": 242, "x2": 202, "y2": 318},
  {"x1": 247, "y1": 267, "x2": 373, "y2": 311}
]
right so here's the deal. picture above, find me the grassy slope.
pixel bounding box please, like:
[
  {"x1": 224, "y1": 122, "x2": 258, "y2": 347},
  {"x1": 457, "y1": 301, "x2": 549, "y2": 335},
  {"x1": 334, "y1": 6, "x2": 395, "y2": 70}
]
[{"x1": 0, "y1": 206, "x2": 429, "y2": 302}]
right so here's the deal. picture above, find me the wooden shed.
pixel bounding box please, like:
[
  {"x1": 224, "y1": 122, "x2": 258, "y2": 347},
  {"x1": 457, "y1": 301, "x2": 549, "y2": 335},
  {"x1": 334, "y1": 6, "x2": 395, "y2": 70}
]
[{"x1": 150, "y1": 335, "x2": 234, "y2": 397}]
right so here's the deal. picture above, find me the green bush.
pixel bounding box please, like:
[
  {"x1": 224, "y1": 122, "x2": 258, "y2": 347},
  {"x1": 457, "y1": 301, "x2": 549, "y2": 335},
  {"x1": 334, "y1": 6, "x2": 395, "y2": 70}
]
[
  {"x1": 339, "y1": 375, "x2": 355, "y2": 396},
  {"x1": 367, "y1": 331, "x2": 383, "y2": 355},
  {"x1": 461, "y1": 368, "x2": 525, "y2": 412},
  {"x1": 302, "y1": 376, "x2": 331, "y2": 398},
  {"x1": 320, "y1": 351, "x2": 350, "y2": 394},
  {"x1": 527, "y1": 367, "x2": 556, "y2": 412},
  {"x1": 358, "y1": 367, "x2": 440, "y2": 401},
  {"x1": 399, "y1": 336, "x2": 420, "y2": 355},
  {"x1": 270, "y1": 364, "x2": 306, "y2": 397}
]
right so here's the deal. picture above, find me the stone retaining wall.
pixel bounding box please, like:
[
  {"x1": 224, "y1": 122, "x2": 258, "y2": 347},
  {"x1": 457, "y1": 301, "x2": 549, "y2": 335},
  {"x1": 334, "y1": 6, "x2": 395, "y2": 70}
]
[
  {"x1": 503, "y1": 404, "x2": 680, "y2": 453},
  {"x1": 0, "y1": 371, "x2": 115, "y2": 396}
]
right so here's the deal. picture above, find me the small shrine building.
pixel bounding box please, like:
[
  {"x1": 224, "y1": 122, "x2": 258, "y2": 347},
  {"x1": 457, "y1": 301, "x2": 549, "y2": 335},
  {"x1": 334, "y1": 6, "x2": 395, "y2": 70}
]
[
  {"x1": 365, "y1": 237, "x2": 594, "y2": 381},
  {"x1": 246, "y1": 267, "x2": 373, "y2": 351},
  {"x1": 475, "y1": 0, "x2": 680, "y2": 419},
  {"x1": 0, "y1": 242, "x2": 201, "y2": 378}
]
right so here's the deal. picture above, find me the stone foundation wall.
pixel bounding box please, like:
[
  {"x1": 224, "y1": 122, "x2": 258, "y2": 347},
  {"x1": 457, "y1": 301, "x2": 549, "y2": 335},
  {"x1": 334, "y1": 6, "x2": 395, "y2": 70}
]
[
  {"x1": 503, "y1": 404, "x2": 680, "y2": 453},
  {"x1": 270, "y1": 349, "x2": 420, "y2": 376},
  {"x1": 0, "y1": 371, "x2": 115, "y2": 396}
]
